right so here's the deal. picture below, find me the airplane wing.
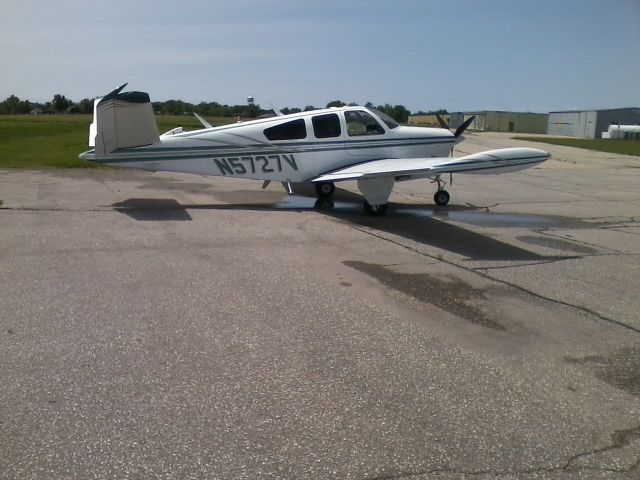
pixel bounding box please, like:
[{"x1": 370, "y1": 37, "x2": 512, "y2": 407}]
[{"x1": 312, "y1": 147, "x2": 549, "y2": 182}]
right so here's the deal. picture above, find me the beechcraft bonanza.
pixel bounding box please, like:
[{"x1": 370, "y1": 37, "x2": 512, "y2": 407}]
[{"x1": 80, "y1": 84, "x2": 550, "y2": 215}]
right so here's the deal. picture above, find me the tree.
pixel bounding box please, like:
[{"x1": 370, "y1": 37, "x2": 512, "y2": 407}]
[
  {"x1": 245, "y1": 103, "x2": 260, "y2": 118},
  {"x1": 78, "y1": 98, "x2": 94, "y2": 114},
  {"x1": 375, "y1": 103, "x2": 410, "y2": 123},
  {"x1": 0, "y1": 95, "x2": 32, "y2": 114},
  {"x1": 303, "y1": 105, "x2": 317, "y2": 111},
  {"x1": 52, "y1": 94, "x2": 72, "y2": 113},
  {"x1": 413, "y1": 109, "x2": 448, "y2": 116},
  {"x1": 326, "y1": 100, "x2": 346, "y2": 108},
  {"x1": 280, "y1": 107, "x2": 301, "y2": 115},
  {"x1": 391, "y1": 104, "x2": 410, "y2": 123}
]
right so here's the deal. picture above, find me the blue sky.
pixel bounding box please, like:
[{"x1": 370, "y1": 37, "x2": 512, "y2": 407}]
[{"x1": 1, "y1": 0, "x2": 638, "y2": 112}]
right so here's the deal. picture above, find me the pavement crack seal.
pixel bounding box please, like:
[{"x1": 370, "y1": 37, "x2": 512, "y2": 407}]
[
  {"x1": 343, "y1": 260, "x2": 506, "y2": 331},
  {"x1": 348, "y1": 224, "x2": 640, "y2": 336},
  {"x1": 0, "y1": 206, "x2": 112, "y2": 212},
  {"x1": 473, "y1": 256, "x2": 581, "y2": 271},
  {"x1": 561, "y1": 424, "x2": 640, "y2": 472},
  {"x1": 364, "y1": 426, "x2": 640, "y2": 478}
]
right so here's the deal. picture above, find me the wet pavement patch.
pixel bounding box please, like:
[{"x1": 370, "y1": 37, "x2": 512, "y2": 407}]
[
  {"x1": 427, "y1": 210, "x2": 565, "y2": 228},
  {"x1": 344, "y1": 261, "x2": 505, "y2": 331},
  {"x1": 517, "y1": 235, "x2": 597, "y2": 254},
  {"x1": 565, "y1": 345, "x2": 640, "y2": 396},
  {"x1": 214, "y1": 189, "x2": 284, "y2": 204},
  {"x1": 137, "y1": 180, "x2": 216, "y2": 193}
]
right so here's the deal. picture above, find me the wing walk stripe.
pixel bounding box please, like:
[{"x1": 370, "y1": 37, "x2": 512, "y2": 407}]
[
  {"x1": 436, "y1": 154, "x2": 548, "y2": 169},
  {"x1": 434, "y1": 157, "x2": 547, "y2": 172}
]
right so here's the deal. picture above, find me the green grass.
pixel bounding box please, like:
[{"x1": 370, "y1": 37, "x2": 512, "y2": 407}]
[
  {"x1": 513, "y1": 136, "x2": 640, "y2": 157},
  {"x1": 0, "y1": 114, "x2": 234, "y2": 169}
]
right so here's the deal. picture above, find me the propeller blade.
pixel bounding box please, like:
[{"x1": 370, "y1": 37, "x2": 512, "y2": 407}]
[
  {"x1": 435, "y1": 114, "x2": 450, "y2": 130},
  {"x1": 193, "y1": 112, "x2": 212, "y2": 129},
  {"x1": 454, "y1": 115, "x2": 475, "y2": 137}
]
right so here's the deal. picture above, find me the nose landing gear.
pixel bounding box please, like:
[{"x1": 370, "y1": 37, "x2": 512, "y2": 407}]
[
  {"x1": 434, "y1": 189, "x2": 450, "y2": 206},
  {"x1": 433, "y1": 174, "x2": 451, "y2": 206}
]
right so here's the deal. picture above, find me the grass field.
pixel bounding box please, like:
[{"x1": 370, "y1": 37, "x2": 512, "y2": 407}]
[
  {"x1": 0, "y1": 114, "x2": 234, "y2": 169},
  {"x1": 513, "y1": 136, "x2": 640, "y2": 157}
]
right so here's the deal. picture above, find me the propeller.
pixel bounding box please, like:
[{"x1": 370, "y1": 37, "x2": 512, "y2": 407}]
[
  {"x1": 435, "y1": 113, "x2": 475, "y2": 138},
  {"x1": 435, "y1": 114, "x2": 475, "y2": 158},
  {"x1": 454, "y1": 116, "x2": 475, "y2": 137},
  {"x1": 193, "y1": 112, "x2": 213, "y2": 129},
  {"x1": 435, "y1": 114, "x2": 449, "y2": 130}
]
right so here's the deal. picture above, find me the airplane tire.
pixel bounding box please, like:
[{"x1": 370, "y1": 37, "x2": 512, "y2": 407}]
[
  {"x1": 434, "y1": 190, "x2": 450, "y2": 206},
  {"x1": 315, "y1": 182, "x2": 335, "y2": 198},
  {"x1": 314, "y1": 198, "x2": 334, "y2": 210},
  {"x1": 363, "y1": 200, "x2": 387, "y2": 216}
]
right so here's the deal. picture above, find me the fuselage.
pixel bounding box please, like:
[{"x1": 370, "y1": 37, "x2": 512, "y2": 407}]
[{"x1": 80, "y1": 106, "x2": 456, "y2": 182}]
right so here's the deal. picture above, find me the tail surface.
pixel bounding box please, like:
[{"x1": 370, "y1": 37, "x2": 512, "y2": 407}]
[{"x1": 89, "y1": 83, "x2": 159, "y2": 155}]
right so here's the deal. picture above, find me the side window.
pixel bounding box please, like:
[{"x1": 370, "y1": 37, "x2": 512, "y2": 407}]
[
  {"x1": 345, "y1": 111, "x2": 385, "y2": 136},
  {"x1": 263, "y1": 119, "x2": 306, "y2": 141},
  {"x1": 312, "y1": 113, "x2": 341, "y2": 138}
]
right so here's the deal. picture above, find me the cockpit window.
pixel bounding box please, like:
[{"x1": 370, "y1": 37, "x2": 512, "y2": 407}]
[
  {"x1": 263, "y1": 119, "x2": 307, "y2": 141},
  {"x1": 312, "y1": 113, "x2": 341, "y2": 138},
  {"x1": 369, "y1": 108, "x2": 400, "y2": 129},
  {"x1": 345, "y1": 110, "x2": 385, "y2": 136}
]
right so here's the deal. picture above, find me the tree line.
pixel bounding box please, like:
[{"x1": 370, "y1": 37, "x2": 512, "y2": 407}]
[{"x1": 0, "y1": 93, "x2": 447, "y2": 124}]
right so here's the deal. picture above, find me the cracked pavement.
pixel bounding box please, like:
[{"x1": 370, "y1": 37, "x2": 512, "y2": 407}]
[{"x1": 1, "y1": 132, "x2": 640, "y2": 479}]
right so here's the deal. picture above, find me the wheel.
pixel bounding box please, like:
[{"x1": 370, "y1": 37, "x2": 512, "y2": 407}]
[
  {"x1": 363, "y1": 200, "x2": 387, "y2": 216},
  {"x1": 315, "y1": 182, "x2": 335, "y2": 198},
  {"x1": 314, "y1": 198, "x2": 334, "y2": 210},
  {"x1": 434, "y1": 189, "x2": 450, "y2": 206}
]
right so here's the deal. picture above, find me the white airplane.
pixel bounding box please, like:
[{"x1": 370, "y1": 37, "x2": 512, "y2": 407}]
[{"x1": 80, "y1": 84, "x2": 550, "y2": 215}]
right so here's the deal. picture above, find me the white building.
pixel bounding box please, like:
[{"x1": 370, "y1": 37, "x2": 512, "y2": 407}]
[{"x1": 547, "y1": 108, "x2": 640, "y2": 139}]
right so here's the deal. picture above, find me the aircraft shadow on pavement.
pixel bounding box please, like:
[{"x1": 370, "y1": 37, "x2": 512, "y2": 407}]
[
  {"x1": 112, "y1": 187, "x2": 571, "y2": 262},
  {"x1": 287, "y1": 187, "x2": 570, "y2": 262},
  {"x1": 112, "y1": 198, "x2": 194, "y2": 221}
]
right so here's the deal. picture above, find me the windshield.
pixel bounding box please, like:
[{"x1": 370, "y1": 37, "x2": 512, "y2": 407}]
[{"x1": 369, "y1": 108, "x2": 400, "y2": 129}]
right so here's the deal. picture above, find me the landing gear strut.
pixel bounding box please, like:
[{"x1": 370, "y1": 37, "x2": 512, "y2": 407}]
[
  {"x1": 433, "y1": 175, "x2": 451, "y2": 206},
  {"x1": 314, "y1": 181, "x2": 335, "y2": 210}
]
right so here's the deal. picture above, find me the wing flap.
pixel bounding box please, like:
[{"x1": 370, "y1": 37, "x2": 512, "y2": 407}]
[{"x1": 312, "y1": 148, "x2": 549, "y2": 182}]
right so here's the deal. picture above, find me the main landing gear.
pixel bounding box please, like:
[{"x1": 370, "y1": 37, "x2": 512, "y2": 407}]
[
  {"x1": 312, "y1": 178, "x2": 392, "y2": 216},
  {"x1": 314, "y1": 181, "x2": 335, "y2": 210},
  {"x1": 433, "y1": 175, "x2": 451, "y2": 206}
]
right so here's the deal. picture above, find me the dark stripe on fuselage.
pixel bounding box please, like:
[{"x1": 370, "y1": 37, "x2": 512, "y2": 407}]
[
  {"x1": 115, "y1": 136, "x2": 454, "y2": 153},
  {"x1": 93, "y1": 138, "x2": 455, "y2": 164}
]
